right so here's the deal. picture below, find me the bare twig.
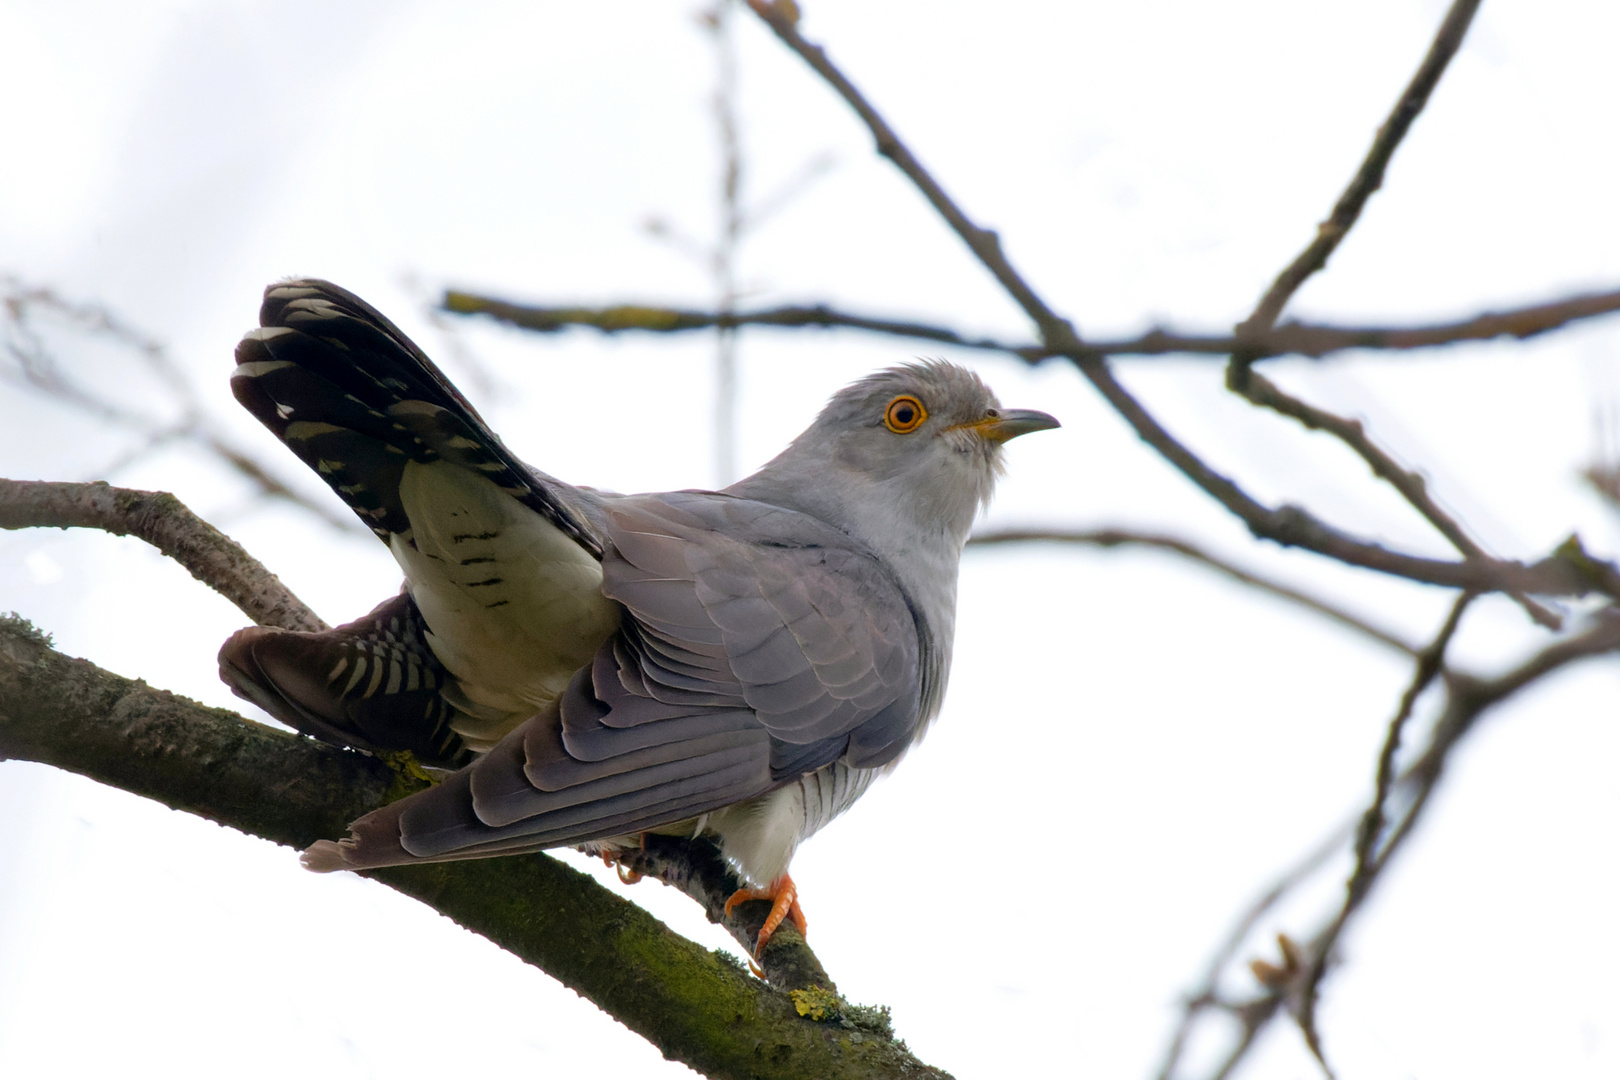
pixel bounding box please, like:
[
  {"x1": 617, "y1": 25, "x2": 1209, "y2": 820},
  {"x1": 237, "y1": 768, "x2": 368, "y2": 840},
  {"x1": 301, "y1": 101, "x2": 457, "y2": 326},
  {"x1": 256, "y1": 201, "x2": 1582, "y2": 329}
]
[
  {"x1": 1151, "y1": 820, "x2": 1353, "y2": 1080},
  {"x1": 1349, "y1": 597, "x2": 1470, "y2": 907},
  {"x1": 1287, "y1": 288, "x2": 1620, "y2": 354},
  {"x1": 743, "y1": 0, "x2": 1079, "y2": 350},
  {"x1": 742, "y1": 1, "x2": 1620, "y2": 610},
  {"x1": 745, "y1": 150, "x2": 838, "y2": 233},
  {"x1": 644, "y1": 2, "x2": 834, "y2": 487},
  {"x1": 703, "y1": 0, "x2": 744, "y2": 485},
  {"x1": 1069, "y1": 369, "x2": 1616, "y2": 600},
  {"x1": 446, "y1": 286, "x2": 1620, "y2": 364},
  {"x1": 0, "y1": 478, "x2": 326, "y2": 633},
  {"x1": 0, "y1": 276, "x2": 363, "y2": 533},
  {"x1": 1239, "y1": 0, "x2": 1484, "y2": 333},
  {"x1": 1219, "y1": 0, "x2": 1553, "y2": 626},
  {"x1": 1296, "y1": 592, "x2": 1474, "y2": 1078},
  {"x1": 1585, "y1": 461, "x2": 1620, "y2": 513},
  {"x1": 970, "y1": 527, "x2": 1420, "y2": 656},
  {"x1": 1162, "y1": 608, "x2": 1620, "y2": 1080},
  {"x1": 442, "y1": 292, "x2": 1048, "y2": 351},
  {"x1": 1235, "y1": 368, "x2": 1559, "y2": 628}
]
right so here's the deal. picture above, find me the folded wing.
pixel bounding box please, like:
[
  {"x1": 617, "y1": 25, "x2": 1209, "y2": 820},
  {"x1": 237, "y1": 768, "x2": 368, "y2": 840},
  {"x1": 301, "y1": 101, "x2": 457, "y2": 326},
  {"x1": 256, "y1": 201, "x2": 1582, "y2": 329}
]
[{"x1": 316, "y1": 491, "x2": 926, "y2": 869}]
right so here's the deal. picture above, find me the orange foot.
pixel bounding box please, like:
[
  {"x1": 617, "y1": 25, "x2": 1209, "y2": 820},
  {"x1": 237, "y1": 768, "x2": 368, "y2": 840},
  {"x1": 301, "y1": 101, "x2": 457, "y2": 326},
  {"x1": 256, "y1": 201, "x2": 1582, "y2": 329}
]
[
  {"x1": 598, "y1": 842, "x2": 644, "y2": 885},
  {"x1": 723, "y1": 873, "x2": 808, "y2": 958}
]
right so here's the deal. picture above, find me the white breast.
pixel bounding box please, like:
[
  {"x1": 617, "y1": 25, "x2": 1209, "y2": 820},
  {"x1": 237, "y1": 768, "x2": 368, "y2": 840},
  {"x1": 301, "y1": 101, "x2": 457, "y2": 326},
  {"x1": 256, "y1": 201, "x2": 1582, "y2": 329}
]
[{"x1": 703, "y1": 762, "x2": 881, "y2": 885}]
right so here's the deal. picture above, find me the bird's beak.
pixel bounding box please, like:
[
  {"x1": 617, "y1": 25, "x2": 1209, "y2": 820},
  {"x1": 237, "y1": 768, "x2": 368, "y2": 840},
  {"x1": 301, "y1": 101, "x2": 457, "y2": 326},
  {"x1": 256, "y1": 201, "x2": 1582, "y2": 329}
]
[{"x1": 956, "y1": 408, "x2": 1061, "y2": 444}]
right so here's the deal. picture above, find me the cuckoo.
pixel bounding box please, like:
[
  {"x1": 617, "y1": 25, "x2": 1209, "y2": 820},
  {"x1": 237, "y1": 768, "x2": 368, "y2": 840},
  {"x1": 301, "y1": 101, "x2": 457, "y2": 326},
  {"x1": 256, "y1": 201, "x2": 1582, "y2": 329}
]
[{"x1": 219, "y1": 279, "x2": 1058, "y2": 954}]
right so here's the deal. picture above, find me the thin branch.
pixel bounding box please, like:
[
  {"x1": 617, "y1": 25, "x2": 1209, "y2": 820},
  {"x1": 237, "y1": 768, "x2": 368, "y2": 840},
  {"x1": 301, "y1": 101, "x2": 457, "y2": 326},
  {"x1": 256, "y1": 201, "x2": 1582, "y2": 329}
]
[
  {"x1": 1234, "y1": 368, "x2": 1558, "y2": 627},
  {"x1": 1584, "y1": 461, "x2": 1620, "y2": 514},
  {"x1": 744, "y1": 150, "x2": 838, "y2": 233},
  {"x1": 445, "y1": 286, "x2": 1620, "y2": 363},
  {"x1": 743, "y1": 0, "x2": 1080, "y2": 351},
  {"x1": 699, "y1": 0, "x2": 746, "y2": 485},
  {"x1": 442, "y1": 290, "x2": 1048, "y2": 350},
  {"x1": 1151, "y1": 820, "x2": 1352, "y2": 1080},
  {"x1": 0, "y1": 276, "x2": 366, "y2": 533},
  {"x1": 1286, "y1": 288, "x2": 1620, "y2": 354},
  {"x1": 1297, "y1": 591, "x2": 1473, "y2": 1078},
  {"x1": 1068, "y1": 365, "x2": 1616, "y2": 601},
  {"x1": 0, "y1": 478, "x2": 326, "y2": 633},
  {"x1": 742, "y1": 1, "x2": 1620, "y2": 610},
  {"x1": 1239, "y1": 0, "x2": 1484, "y2": 333},
  {"x1": 969, "y1": 527, "x2": 1420, "y2": 656},
  {"x1": 1164, "y1": 609, "x2": 1620, "y2": 1080},
  {"x1": 1219, "y1": 0, "x2": 1555, "y2": 628},
  {"x1": 1348, "y1": 598, "x2": 1470, "y2": 904},
  {"x1": 201, "y1": 435, "x2": 367, "y2": 535}
]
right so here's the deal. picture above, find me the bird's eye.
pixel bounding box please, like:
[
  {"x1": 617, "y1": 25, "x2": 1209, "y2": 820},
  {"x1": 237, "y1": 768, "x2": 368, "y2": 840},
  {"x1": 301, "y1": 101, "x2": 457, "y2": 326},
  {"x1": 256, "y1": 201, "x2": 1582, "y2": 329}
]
[{"x1": 883, "y1": 395, "x2": 927, "y2": 434}]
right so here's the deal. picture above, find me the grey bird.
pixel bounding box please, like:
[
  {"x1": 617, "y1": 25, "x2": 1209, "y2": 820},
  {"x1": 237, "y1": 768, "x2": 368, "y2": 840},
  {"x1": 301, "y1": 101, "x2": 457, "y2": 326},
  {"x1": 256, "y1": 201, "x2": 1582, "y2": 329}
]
[{"x1": 219, "y1": 279, "x2": 1058, "y2": 952}]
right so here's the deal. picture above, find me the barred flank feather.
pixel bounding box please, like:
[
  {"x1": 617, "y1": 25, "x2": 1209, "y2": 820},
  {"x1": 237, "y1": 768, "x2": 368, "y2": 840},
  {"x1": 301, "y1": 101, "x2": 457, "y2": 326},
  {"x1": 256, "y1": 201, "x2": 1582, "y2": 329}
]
[{"x1": 219, "y1": 592, "x2": 472, "y2": 768}]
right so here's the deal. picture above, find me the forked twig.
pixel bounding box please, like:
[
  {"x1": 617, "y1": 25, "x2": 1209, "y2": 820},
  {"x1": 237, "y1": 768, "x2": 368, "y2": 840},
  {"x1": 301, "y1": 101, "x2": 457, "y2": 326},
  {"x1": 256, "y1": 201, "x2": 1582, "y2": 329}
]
[
  {"x1": 1217, "y1": 0, "x2": 1556, "y2": 627},
  {"x1": 1238, "y1": 0, "x2": 1484, "y2": 333},
  {"x1": 1158, "y1": 609, "x2": 1620, "y2": 1080},
  {"x1": 743, "y1": 0, "x2": 1607, "y2": 614}
]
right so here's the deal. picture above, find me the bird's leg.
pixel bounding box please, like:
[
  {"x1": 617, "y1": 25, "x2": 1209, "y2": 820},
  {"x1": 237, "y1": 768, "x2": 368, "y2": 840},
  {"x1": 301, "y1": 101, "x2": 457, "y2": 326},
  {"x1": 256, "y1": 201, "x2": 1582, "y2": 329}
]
[
  {"x1": 596, "y1": 836, "x2": 646, "y2": 884},
  {"x1": 723, "y1": 873, "x2": 807, "y2": 957}
]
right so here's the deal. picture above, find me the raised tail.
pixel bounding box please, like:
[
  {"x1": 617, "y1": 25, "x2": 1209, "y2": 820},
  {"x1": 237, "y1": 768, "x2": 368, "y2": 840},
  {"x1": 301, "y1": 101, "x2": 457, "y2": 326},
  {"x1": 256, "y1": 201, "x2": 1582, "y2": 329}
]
[
  {"x1": 223, "y1": 280, "x2": 620, "y2": 761},
  {"x1": 231, "y1": 278, "x2": 600, "y2": 555}
]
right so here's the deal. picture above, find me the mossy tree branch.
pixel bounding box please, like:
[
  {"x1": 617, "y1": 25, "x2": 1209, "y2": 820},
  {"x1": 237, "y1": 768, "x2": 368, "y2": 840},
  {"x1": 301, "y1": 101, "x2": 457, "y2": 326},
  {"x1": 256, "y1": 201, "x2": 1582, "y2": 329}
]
[{"x1": 0, "y1": 615, "x2": 947, "y2": 1080}]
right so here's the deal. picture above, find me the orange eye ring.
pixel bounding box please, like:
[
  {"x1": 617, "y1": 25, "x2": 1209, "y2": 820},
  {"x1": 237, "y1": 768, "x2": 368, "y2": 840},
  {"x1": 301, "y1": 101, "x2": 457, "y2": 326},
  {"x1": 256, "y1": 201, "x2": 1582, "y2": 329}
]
[{"x1": 883, "y1": 395, "x2": 927, "y2": 434}]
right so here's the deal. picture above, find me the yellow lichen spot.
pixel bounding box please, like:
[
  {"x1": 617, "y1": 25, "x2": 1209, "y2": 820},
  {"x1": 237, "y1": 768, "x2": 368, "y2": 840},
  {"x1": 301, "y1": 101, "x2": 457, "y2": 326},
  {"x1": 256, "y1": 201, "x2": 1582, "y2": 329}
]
[
  {"x1": 790, "y1": 986, "x2": 843, "y2": 1023},
  {"x1": 379, "y1": 750, "x2": 439, "y2": 788},
  {"x1": 599, "y1": 305, "x2": 687, "y2": 331}
]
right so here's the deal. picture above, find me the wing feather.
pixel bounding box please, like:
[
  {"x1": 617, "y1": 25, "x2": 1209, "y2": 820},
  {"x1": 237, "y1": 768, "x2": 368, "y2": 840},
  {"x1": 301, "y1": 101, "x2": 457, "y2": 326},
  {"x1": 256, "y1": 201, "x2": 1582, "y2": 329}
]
[
  {"x1": 323, "y1": 487, "x2": 926, "y2": 870},
  {"x1": 599, "y1": 493, "x2": 923, "y2": 754}
]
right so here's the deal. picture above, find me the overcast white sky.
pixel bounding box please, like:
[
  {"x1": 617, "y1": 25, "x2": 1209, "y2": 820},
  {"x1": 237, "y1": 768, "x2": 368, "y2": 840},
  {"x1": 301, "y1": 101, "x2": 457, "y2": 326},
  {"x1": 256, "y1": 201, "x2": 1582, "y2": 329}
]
[{"x1": 2, "y1": 2, "x2": 1619, "y2": 1078}]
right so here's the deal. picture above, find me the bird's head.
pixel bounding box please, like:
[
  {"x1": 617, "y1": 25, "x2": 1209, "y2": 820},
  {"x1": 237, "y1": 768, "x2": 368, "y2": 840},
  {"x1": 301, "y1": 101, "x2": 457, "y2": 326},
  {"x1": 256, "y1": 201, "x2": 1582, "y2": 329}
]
[{"x1": 734, "y1": 360, "x2": 1059, "y2": 551}]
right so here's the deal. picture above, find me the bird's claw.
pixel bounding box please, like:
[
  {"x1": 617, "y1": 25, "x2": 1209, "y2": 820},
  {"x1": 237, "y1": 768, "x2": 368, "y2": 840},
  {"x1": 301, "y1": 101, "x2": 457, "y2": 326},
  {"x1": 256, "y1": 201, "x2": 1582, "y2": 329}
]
[
  {"x1": 723, "y1": 872, "x2": 807, "y2": 959},
  {"x1": 599, "y1": 848, "x2": 644, "y2": 885}
]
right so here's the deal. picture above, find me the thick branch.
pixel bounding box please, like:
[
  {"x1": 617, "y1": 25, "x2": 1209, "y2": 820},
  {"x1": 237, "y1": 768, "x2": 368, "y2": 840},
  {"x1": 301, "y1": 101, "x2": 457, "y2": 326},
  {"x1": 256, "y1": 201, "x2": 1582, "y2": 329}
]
[
  {"x1": 0, "y1": 617, "x2": 946, "y2": 1080},
  {"x1": 1, "y1": 479, "x2": 847, "y2": 999},
  {"x1": 620, "y1": 834, "x2": 839, "y2": 996},
  {"x1": 0, "y1": 478, "x2": 326, "y2": 632}
]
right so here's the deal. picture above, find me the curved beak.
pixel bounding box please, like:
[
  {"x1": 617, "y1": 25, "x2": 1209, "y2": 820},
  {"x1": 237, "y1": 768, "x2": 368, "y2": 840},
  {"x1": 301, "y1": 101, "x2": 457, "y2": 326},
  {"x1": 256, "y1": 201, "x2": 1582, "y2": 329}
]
[{"x1": 958, "y1": 407, "x2": 1061, "y2": 444}]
